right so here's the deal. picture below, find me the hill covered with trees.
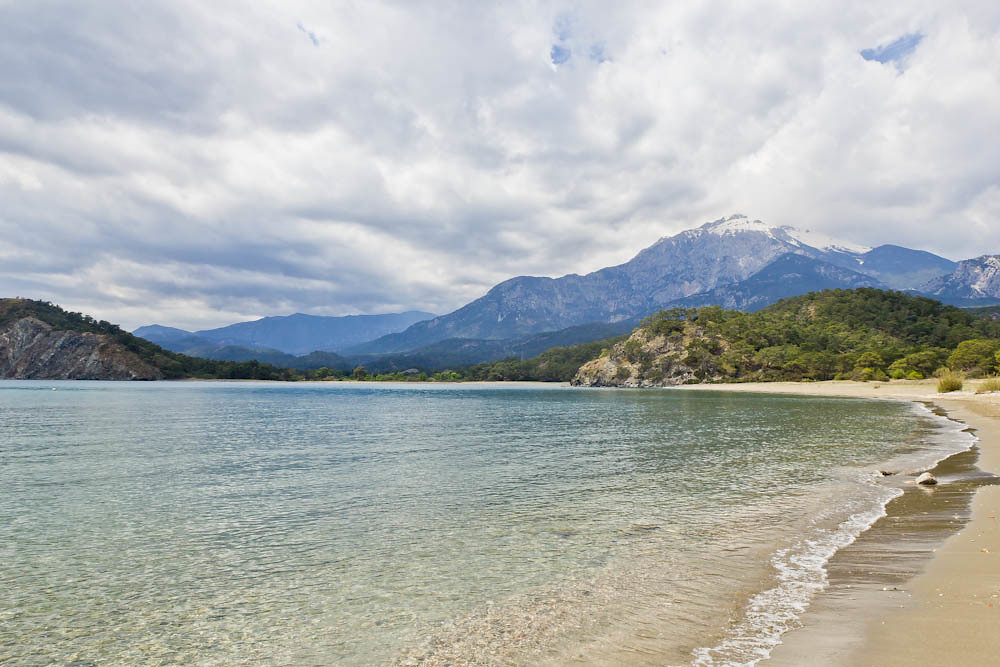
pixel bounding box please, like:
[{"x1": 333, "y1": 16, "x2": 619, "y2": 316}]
[{"x1": 573, "y1": 288, "x2": 1000, "y2": 386}]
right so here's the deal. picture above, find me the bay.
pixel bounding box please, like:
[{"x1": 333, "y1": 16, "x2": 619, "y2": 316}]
[{"x1": 0, "y1": 381, "x2": 969, "y2": 665}]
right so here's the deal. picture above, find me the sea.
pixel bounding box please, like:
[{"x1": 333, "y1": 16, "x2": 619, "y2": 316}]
[{"x1": 0, "y1": 380, "x2": 974, "y2": 666}]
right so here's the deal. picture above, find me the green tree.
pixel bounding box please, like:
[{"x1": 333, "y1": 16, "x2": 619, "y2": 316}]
[{"x1": 947, "y1": 339, "x2": 1000, "y2": 376}]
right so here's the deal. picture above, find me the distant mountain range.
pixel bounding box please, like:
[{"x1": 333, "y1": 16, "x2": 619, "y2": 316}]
[
  {"x1": 918, "y1": 255, "x2": 1000, "y2": 306},
  {"x1": 134, "y1": 311, "x2": 435, "y2": 356},
  {"x1": 348, "y1": 215, "x2": 978, "y2": 356},
  {"x1": 133, "y1": 214, "x2": 1000, "y2": 371}
]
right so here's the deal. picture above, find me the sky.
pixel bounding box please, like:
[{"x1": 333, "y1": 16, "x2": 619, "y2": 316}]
[{"x1": 1, "y1": 1, "x2": 999, "y2": 330}]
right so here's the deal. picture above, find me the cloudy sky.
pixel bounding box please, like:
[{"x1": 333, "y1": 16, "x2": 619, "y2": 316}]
[{"x1": 2, "y1": 1, "x2": 999, "y2": 330}]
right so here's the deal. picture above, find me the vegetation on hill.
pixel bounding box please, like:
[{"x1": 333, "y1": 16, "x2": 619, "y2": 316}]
[{"x1": 574, "y1": 288, "x2": 1000, "y2": 386}]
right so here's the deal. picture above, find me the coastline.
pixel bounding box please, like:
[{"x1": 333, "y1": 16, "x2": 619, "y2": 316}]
[{"x1": 678, "y1": 380, "x2": 1000, "y2": 665}]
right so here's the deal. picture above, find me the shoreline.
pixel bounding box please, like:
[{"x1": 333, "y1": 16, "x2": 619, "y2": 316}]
[{"x1": 677, "y1": 380, "x2": 1000, "y2": 665}]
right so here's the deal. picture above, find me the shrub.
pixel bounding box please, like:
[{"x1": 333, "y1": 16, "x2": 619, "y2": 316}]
[
  {"x1": 937, "y1": 370, "x2": 964, "y2": 393},
  {"x1": 644, "y1": 368, "x2": 665, "y2": 383},
  {"x1": 976, "y1": 376, "x2": 1000, "y2": 394}
]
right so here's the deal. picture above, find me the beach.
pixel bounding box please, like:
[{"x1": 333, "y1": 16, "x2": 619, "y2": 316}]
[{"x1": 680, "y1": 380, "x2": 1000, "y2": 665}]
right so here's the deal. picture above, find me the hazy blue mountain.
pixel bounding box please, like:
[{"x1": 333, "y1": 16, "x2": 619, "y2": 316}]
[
  {"x1": 348, "y1": 320, "x2": 639, "y2": 372},
  {"x1": 133, "y1": 325, "x2": 213, "y2": 350},
  {"x1": 668, "y1": 253, "x2": 885, "y2": 311},
  {"x1": 348, "y1": 214, "x2": 875, "y2": 354},
  {"x1": 136, "y1": 311, "x2": 435, "y2": 355},
  {"x1": 849, "y1": 244, "x2": 956, "y2": 289},
  {"x1": 918, "y1": 255, "x2": 1000, "y2": 306}
]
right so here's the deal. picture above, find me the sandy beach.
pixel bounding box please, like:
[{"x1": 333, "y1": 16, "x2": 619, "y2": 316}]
[{"x1": 679, "y1": 380, "x2": 1000, "y2": 665}]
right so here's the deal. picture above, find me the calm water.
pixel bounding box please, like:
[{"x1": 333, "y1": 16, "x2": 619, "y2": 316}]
[{"x1": 0, "y1": 381, "x2": 970, "y2": 666}]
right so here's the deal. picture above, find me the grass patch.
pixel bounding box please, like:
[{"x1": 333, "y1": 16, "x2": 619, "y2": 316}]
[
  {"x1": 937, "y1": 370, "x2": 964, "y2": 393},
  {"x1": 976, "y1": 376, "x2": 1000, "y2": 394}
]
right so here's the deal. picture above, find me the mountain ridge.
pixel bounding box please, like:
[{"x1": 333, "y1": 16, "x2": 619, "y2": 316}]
[
  {"x1": 349, "y1": 215, "x2": 957, "y2": 355},
  {"x1": 136, "y1": 310, "x2": 435, "y2": 355}
]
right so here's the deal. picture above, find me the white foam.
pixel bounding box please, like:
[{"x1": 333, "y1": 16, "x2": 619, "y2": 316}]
[
  {"x1": 687, "y1": 401, "x2": 975, "y2": 667},
  {"x1": 689, "y1": 485, "x2": 897, "y2": 666}
]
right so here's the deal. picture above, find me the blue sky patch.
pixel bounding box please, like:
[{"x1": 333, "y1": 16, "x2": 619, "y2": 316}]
[
  {"x1": 860, "y1": 33, "x2": 923, "y2": 65},
  {"x1": 551, "y1": 44, "x2": 571, "y2": 65}
]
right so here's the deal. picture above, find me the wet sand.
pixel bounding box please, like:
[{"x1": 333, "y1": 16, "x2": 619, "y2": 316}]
[{"x1": 678, "y1": 380, "x2": 1000, "y2": 665}]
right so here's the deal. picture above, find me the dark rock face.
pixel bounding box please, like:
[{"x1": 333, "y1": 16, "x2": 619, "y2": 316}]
[{"x1": 0, "y1": 317, "x2": 162, "y2": 380}]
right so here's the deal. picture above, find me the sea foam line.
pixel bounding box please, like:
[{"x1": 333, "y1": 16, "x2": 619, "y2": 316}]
[{"x1": 688, "y1": 400, "x2": 976, "y2": 667}]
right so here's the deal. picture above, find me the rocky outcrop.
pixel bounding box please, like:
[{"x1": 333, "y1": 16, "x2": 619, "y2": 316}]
[
  {"x1": 0, "y1": 317, "x2": 162, "y2": 380},
  {"x1": 572, "y1": 324, "x2": 707, "y2": 387}
]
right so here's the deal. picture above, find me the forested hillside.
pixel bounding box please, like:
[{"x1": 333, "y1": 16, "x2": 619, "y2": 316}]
[{"x1": 573, "y1": 289, "x2": 1000, "y2": 386}]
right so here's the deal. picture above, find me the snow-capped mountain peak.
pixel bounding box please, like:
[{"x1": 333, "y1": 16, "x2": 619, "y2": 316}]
[
  {"x1": 699, "y1": 214, "x2": 774, "y2": 236},
  {"x1": 695, "y1": 214, "x2": 870, "y2": 255},
  {"x1": 776, "y1": 226, "x2": 871, "y2": 255}
]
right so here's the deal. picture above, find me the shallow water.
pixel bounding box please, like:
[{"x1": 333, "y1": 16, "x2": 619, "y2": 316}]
[{"x1": 0, "y1": 381, "x2": 971, "y2": 665}]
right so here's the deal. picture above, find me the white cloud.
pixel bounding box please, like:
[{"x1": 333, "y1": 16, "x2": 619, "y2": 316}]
[{"x1": 0, "y1": 0, "x2": 998, "y2": 329}]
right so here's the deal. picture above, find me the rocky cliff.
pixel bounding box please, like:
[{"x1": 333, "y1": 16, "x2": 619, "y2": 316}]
[
  {"x1": 0, "y1": 316, "x2": 162, "y2": 380},
  {"x1": 572, "y1": 320, "x2": 708, "y2": 388}
]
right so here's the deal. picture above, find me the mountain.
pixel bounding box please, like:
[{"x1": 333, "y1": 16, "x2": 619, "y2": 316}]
[
  {"x1": 132, "y1": 325, "x2": 214, "y2": 351},
  {"x1": 348, "y1": 214, "x2": 882, "y2": 355},
  {"x1": 136, "y1": 310, "x2": 435, "y2": 355},
  {"x1": 850, "y1": 244, "x2": 956, "y2": 289},
  {"x1": 348, "y1": 319, "x2": 639, "y2": 373},
  {"x1": 918, "y1": 255, "x2": 1000, "y2": 306},
  {"x1": 668, "y1": 253, "x2": 885, "y2": 311},
  {"x1": 572, "y1": 288, "x2": 1000, "y2": 387}
]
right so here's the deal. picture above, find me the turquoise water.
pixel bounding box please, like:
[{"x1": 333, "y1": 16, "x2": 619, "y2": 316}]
[{"x1": 0, "y1": 381, "x2": 970, "y2": 665}]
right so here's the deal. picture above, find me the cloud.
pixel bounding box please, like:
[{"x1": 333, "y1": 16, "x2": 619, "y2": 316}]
[{"x1": 0, "y1": 1, "x2": 999, "y2": 330}]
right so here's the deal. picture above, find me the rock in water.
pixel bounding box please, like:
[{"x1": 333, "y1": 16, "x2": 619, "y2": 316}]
[{"x1": 916, "y1": 472, "x2": 938, "y2": 485}]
